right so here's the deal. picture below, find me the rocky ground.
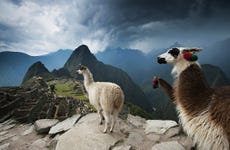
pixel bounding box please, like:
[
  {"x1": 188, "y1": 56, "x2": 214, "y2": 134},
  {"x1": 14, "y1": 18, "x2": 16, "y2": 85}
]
[
  {"x1": 0, "y1": 77, "x2": 194, "y2": 149},
  {"x1": 0, "y1": 113, "x2": 193, "y2": 150}
]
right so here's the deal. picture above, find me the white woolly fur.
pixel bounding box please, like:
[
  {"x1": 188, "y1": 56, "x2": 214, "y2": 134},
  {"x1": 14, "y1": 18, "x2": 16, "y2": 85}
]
[
  {"x1": 177, "y1": 105, "x2": 229, "y2": 150},
  {"x1": 78, "y1": 67, "x2": 124, "y2": 133}
]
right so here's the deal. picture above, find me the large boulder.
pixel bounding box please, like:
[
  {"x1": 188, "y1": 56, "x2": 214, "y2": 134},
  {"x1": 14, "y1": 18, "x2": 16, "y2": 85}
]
[
  {"x1": 127, "y1": 114, "x2": 146, "y2": 128},
  {"x1": 145, "y1": 120, "x2": 178, "y2": 134},
  {"x1": 34, "y1": 119, "x2": 59, "y2": 134},
  {"x1": 152, "y1": 141, "x2": 185, "y2": 150},
  {"x1": 49, "y1": 114, "x2": 81, "y2": 135},
  {"x1": 56, "y1": 113, "x2": 124, "y2": 150}
]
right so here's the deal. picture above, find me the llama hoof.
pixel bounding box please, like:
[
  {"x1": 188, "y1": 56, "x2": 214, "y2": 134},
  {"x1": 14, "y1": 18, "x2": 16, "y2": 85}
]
[
  {"x1": 99, "y1": 122, "x2": 103, "y2": 125},
  {"x1": 103, "y1": 130, "x2": 107, "y2": 133},
  {"x1": 109, "y1": 129, "x2": 113, "y2": 133}
]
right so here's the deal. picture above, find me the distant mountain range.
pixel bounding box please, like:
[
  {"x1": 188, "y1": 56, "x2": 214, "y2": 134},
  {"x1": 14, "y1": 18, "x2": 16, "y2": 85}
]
[
  {"x1": 96, "y1": 47, "x2": 153, "y2": 84},
  {"x1": 1, "y1": 38, "x2": 229, "y2": 119},
  {"x1": 95, "y1": 39, "x2": 230, "y2": 120},
  {"x1": 22, "y1": 45, "x2": 153, "y2": 112},
  {"x1": 199, "y1": 37, "x2": 230, "y2": 77},
  {"x1": 0, "y1": 49, "x2": 72, "y2": 86},
  {"x1": 96, "y1": 39, "x2": 230, "y2": 83}
]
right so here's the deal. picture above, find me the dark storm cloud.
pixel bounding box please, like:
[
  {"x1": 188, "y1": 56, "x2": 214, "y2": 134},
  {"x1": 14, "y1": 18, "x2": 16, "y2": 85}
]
[
  {"x1": 0, "y1": 0, "x2": 230, "y2": 54},
  {"x1": 9, "y1": 0, "x2": 22, "y2": 5},
  {"x1": 81, "y1": 0, "x2": 196, "y2": 29},
  {"x1": 111, "y1": 0, "x2": 194, "y2": 24},
  {"x1": 99, "y1": 0, "x2": 230, "y2": 51}
]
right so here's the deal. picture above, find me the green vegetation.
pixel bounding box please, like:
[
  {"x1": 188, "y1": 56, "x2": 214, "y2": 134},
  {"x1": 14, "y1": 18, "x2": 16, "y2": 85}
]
[
  {"x1": 47, "y1": 79, "x2": 154, "y2": 119},
  {"x1": 125, "y1": 101, "x2": 155, "y2": 119},
  {"x1": 48, "y1": 79, "x2": 88, "y2": 101}
]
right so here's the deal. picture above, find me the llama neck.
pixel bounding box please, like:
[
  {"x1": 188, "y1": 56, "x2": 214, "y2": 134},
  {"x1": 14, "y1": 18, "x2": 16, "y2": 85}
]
[
  {"x1": 82, "y1": 69, "x2": 94, "y2": 92},
  {"x1": 174, "y1": 64, "x2": 212, "y2": 113},
  {"x1": 172, "y1": 60, "x2": 199, "y2": 78}
]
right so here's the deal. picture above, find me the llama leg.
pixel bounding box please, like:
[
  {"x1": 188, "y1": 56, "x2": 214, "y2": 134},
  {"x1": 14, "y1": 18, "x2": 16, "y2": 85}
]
[
  {"x1": 103, "y1": 112, "x2": 110, "y2": 133},
  {"x1": 98, "y1": 109, "x2": 103, "y2": 125},
  {"x1": 110, "y1": 112, "x2": 118, "y2": 132}
]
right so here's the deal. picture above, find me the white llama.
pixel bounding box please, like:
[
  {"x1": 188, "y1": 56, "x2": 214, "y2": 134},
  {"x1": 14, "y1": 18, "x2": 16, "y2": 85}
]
[{"x1": 77, "y1": 65, "x2": 124, "y2": 133}]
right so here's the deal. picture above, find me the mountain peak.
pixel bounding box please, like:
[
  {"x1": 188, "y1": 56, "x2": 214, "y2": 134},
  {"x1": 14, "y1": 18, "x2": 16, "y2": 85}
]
[
  {"x1": 74, "y1": 45, "x2": 91, "y2": 54},
  {"x1": 168, "y1": 42, "x2": 183, "y2": 49},
  {"x1": 32, "y1": 61, "x2": 44, "y2": 66},
  {"x1": 64, "y1": 45, "x2": 98, "y2": 77},
  {"x1": 22, "y1": 61, "x2": 52, "y2": 84}
]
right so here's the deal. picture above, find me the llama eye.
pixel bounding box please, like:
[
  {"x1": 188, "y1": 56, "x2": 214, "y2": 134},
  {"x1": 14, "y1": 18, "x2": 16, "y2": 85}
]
[{"x1": 168, "y1": 48, "x2": 180, "y2": 57}]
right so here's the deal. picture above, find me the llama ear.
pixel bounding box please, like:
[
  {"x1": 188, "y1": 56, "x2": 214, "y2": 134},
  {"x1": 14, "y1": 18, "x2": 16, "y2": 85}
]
[
  {"x1": 79, "y1": 64, "x2": 82, "y2": 69},
  {"x1": 80, "y1": 64, "x2": 87, "y2": 70},
  {"x1": 183, "y1": 48, "x2": 202, "y2": 53},
  {"x1": 79, "y1": 64, "x2": 86, "y2": 70}
]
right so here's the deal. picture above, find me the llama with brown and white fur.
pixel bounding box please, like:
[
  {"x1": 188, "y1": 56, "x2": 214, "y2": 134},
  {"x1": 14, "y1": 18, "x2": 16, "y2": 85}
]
[
  {"x1": 156, "y1": 47, "x2": 230, "y2": 149},
  {"x1": 77, "y1": 65, "x2": 124, "y2": 133}
]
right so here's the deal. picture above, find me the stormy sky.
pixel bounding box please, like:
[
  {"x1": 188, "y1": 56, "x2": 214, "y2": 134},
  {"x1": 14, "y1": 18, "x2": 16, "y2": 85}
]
[{"x1": 0, "y1": 0, "x2": 230, "y2": 55}]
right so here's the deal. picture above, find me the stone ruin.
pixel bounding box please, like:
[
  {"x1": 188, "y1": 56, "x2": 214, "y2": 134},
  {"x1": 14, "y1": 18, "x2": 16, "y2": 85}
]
[{"x1": 0, "y1": 77, "x2": 93, "y2": 123}]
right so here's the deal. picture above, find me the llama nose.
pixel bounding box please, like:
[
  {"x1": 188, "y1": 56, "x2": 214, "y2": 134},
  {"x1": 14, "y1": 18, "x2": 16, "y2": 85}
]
[{"x1": 157, "y1": 57, "x2": 167, "y2": 64}]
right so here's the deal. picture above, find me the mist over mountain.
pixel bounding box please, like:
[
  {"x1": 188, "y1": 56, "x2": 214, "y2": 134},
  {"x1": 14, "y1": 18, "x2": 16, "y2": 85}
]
[
  {"x1": 0, "y1": 49, "x2": 72, "y2": 86},
  {"x1": 95, "y1": 39, "x2": 230, "y2": 120},
  {"x1": 96, "y1": 47, "x2": 153, "y2": 84},
  {"x1": 37, "y1": 50, "x2": 73, "y2": 70},
  {"x1": 96, "y1": 39, "x2": 230, "y2": 81},
  {"x1": 199, "y1": 38, "x2": 230, "y2": 79}
]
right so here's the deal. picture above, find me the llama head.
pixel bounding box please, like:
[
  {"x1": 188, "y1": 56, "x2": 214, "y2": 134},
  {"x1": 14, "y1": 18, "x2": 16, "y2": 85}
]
[
  {"x1": 77, "y1": 64, "x2": 87, "y2": 74},
  {"x1": 157, "y1": 47, "x2": 202, "y2": 77},
  {"x1": 157, "y1": 47, "x2": 202, "y2": 65}
]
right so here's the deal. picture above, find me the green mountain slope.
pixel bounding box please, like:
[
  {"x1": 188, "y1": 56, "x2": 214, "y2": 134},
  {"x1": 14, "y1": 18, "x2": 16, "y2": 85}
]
[{"x1": 22, "y1": 61, "x2": 53, "y2": 84}]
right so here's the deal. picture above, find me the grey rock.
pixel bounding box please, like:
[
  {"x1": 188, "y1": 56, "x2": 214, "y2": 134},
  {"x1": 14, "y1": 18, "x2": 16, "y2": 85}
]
[
  {"x1": 0, "y1": 143, "x2": 10, "y2": 150},
  {"x1": 34, "y1": 119, "x2": 59, "y2": 134},
  {"x1": 0, "y1": 131, "x2": 8, "y2": 136},
  {"x1": 146, "y1": 133, "x2": 161, "y2": 143},
  {"x1": 48, "y1": 134, "x2": 60, "y2": 150},
  {"x1": 29, "y1": 139, "x2": 48, "y2": 150},
  {"x1": 118, "y1": 120, "x2": 132, "y2": 136},
  {"x1": 152, "y1": 141, "x2": 185, "y2": 150},
  {"x1": 0, "y1": 133, "x2": 16, "y2": 143},
  {"x1": 165, "y1": 126, "x2": 181, "y2": 138},
  {"x1": 49, "y1": 114, "x2": 81, "y2": 134},
  {"x1": 0, "y1": 124, "x2": 16, "y2": 132},
  {"x1": 113, "y1": 145, "x2": 132, "y2": 150},
  {"x1": 127, "y1": 114, "x2": 146, "y2": 128},
  {"x1": 21, "y1": 125, "x2": 34, "y2": 135},
  {"x1": 11, "y1": 135, "x2": 20, "y2": 141},
  {"x1": 0, "y1": 120, "x2": 15, "y2": 127},
  {"x1": 145, "y1": 120, "x2": 178, "y2": 134},
  {"x1": 126, "y1": 132, "x2": 144, "y2": 148},
  {"x1": 56, "y1": 113, "x2": 123, "y2": 150}
]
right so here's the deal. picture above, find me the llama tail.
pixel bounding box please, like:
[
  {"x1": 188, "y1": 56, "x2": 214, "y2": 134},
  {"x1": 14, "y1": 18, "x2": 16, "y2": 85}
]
[{"x1": 113, "y1": 87, "x2": 124, "y2": 113}]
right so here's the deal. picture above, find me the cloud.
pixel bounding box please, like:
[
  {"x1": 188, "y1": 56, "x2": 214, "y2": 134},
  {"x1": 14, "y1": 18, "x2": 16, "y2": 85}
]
[
  {"x1": 0, "y1": 0, "x2": 230, "y2": 55},
  {"x1": 0, "y1": 0, "x2": 107, "y2": 55}
]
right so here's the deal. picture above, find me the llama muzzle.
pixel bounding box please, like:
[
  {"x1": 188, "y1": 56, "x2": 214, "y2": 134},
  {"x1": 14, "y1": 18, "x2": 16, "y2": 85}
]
[{"x1": 157, "y1": 57, "x2": 167, "y2": 64}]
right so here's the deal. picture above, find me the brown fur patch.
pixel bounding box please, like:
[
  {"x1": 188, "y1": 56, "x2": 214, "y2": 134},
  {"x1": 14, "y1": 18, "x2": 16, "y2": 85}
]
[
  {"x1": 174, "y1": 64, "x2": 212, "y2": 115},
  {"x1": 209, "y1": 86, "x2": 230, "y2": 142},
  {"x1": 158, "y1": 78, "x2": 174, "y2": 102},
  {"x1": 174, "y1": 64, "x2": 230, "y2": 146}
]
